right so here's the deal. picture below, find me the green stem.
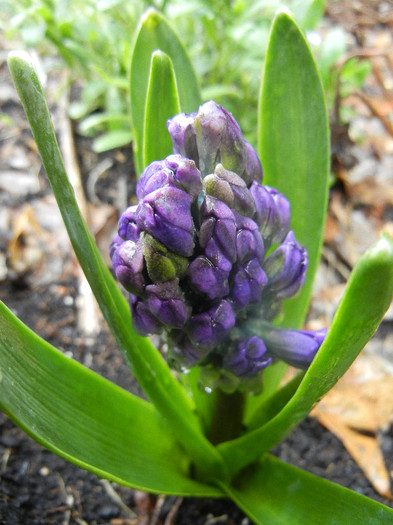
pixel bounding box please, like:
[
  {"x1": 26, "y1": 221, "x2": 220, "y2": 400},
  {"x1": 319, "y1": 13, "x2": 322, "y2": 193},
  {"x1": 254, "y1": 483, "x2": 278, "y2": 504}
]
[{"x1": 208, "y1": 389, "x2": 245, "y2": 445}]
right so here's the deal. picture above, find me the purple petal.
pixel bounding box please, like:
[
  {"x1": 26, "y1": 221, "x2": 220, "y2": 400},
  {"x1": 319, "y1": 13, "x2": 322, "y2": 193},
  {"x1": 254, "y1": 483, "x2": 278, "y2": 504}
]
[
  {"x1": 130, "y1": 294, "x2": 164, "y2": 336},
  {"x1": 111, "y1": 239, "x2": 145, "y2": 294},
  {"x1": 145, "y1": 280, "x2": 190, "y2": 329},
  {"x1": 188, "y1": 256, "x2": 230, "y2": 299},
  {"x1": 136, "y1": 187, "x2": 195, "y2": 256},
  {"x1": 223, "y1": 336, "x2": 271, "y2": 378},
  {"x1": 264, "y1": 327, "x2": 327, "y2": 368},
  {"x1": 118, "y1": 205, "x2": 139, "y2": 242},
  {"x1": 187, "y1": 300, "x2": 235, "y2": 348}
]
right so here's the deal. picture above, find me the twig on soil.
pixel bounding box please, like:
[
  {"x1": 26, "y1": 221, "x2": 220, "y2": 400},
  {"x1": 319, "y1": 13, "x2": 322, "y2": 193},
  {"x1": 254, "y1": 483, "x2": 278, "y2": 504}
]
[
  {"x1": 163, "y1": 497, "x2": 183, "y2": 525},
  {"x1": 100, "y1": 479, "x2": 137, "y2": 518},
  {"x1": 149, "y1": 494, "x2": 166, "y2": 525},
  {"x1": 0, "y1": 448, "x2": 11, "y2": 474}
]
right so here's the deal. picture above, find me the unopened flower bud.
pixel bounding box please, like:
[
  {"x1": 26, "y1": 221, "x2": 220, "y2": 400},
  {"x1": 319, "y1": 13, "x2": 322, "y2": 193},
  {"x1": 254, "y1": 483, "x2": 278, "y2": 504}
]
[
  {"x1": 230, "y1": 258, "x2": 267, "y2": 309},
  {"x1": 243, "y1": 141, "x2": 263, "y2": 185},
  {"x1": 136, "y1": 186, "x2": 195, "y2": 257},
  {"x1": 166, "y1": 112, "x2": 198, "y2": 161},
  {"x1": 187, "y1": 300, "x2": 235, "y2": 349},
  {"x1": 130, "y1": 294, "x2": 164, "y2": 336},
  {"x1": 188, "y1": 256, "x2": 230, "y2": 299},
  {"x1": 137, "y1": 154, "x2": 202, "y2": 199},
  {"x1": 263, "y1": 231, "x2": 307, "y2": 299},
  {"x1": 169, "y1": 331, "x2": 211, "y2": 367},
  {"x1": 263, "y1": 327, "x2": 327, "y2": 368},
  {"x1": 223, "y1": 336, "x2": 272, "y2": 378},
  {"x1": 204, "y1": 164, "x2": 255, "y2": 217},
  {"x1": 111, "y1": 238, "x2": 145, "y2": 295},
  {"x1": 144, "y1": 279, "x2": 190, "y2": 329},
  {"x1": 250, "y1": 182, "x2": 291, "y2": 248},
  {"x1": 235, "y1": 212, "x2": 264, "y2": 265},
  {"x1": 118, "y1": 204, "x2": 139, "y2": 242}
]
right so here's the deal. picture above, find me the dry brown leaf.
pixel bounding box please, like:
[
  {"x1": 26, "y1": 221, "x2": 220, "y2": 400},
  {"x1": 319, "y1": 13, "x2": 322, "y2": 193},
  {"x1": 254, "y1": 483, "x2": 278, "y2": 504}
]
[
  {"x1": 312, "y1": 353, "x2": 393, "y2": 499},
  {"x1": 8, "y1": 204, "x2": 47, "y2": 275},
  {"x1": 314, "y1": 410, "x2": 392, "y2": 500}
]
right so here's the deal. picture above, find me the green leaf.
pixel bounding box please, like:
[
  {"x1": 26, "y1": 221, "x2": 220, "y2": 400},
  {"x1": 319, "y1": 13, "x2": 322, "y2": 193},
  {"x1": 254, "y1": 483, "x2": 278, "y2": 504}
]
[
  {"x1": 218, "y1": 234, "x2": 393, "y2": 477},
  {"x1": 258, "y1": 9, "x2": 329, "y2": 328},
  {"x1": 130, "y1": 8, "x2": 201, "y2": 176},
  {"x1": 143, "y1": 50, "x2": 180, "y2": 167},
  {"x1": 245, "y1": 372, "x2": 305, "y2": 431},
  {"x1": 92, "y1": 129, "x2": 133, "y2": 153},
  {"x1": 7, "y1": 51, "x2": 228, "y2": 484},
  {"x1": 222, "y1": 455, "x2": 393, "y2": 525},
  {"x1": 0, "y1": 301, "x2": 222, "y2": 497}
]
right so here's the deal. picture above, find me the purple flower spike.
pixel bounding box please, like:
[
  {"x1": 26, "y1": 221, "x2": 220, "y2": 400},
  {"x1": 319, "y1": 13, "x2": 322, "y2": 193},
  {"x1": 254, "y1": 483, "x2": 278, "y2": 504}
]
[
  {"x1": 187, "y1": 300, "x2": 235, "y2": 349},
  {"x1": 263, "y1": 231, "x2": 307, "y2": 299},
  {"x1": 223, "y1": 336, "x2": 272, "y2": 378},
  {"x1": 136, "y1": 186, "x2": 195, "y2": 257},
  {"x1": 111, "y1": 239, "x2": 145, "y2": 295},
  {"x1": 263, "y1": 327, "x2": 327, "y2": 369},
  {"x1": 145, "y1": 279, "x2": 190, "y2": 329},
  {"x1": 111, "y1": 101, "x2": 316, "y2": 390}
]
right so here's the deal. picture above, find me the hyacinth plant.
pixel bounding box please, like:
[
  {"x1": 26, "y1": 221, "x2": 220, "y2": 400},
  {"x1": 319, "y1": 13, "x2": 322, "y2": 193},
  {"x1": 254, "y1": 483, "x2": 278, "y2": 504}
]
[{"x1": 2, "y1": 9, "x2": 393, "y2": 524}]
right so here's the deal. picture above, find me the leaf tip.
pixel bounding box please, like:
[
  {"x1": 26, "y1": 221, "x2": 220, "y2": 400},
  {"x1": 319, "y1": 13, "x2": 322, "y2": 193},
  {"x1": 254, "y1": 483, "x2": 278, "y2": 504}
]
[
  {"x1": 141, "y1": 7, "x2": 162, "y2": 29},
  {"x1": 7, "y1": 50, "x2": 33, "y2": 75}
]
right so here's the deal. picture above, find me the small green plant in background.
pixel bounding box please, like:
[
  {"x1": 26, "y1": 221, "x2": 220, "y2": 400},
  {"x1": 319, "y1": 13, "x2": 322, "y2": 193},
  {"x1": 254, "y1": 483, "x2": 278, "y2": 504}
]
[
  {"x1": 1, "y1": 0, "x2": 371, "y2": 151},
  {"x1": 2, "y1": 8, "x2": 393, "y2": 524}
]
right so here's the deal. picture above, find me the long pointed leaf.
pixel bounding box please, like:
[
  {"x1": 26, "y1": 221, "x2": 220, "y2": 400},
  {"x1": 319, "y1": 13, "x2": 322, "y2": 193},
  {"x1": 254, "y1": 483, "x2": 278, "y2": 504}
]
[
  {"x1": 143, "y1": 50, "x2": 180, "y2": 167},
  {"x1": 0, "y1": 301, "x2": 223, "y2": 497},
  {"x1": 7, "y1": 51, "x2": 228, "y2": 483},
  {"x1": 223, "y1": 455, "x2": 393, "y2": 524},
  {"x1": 258, "y1": 10, "x2": 329, "y2": 328},
  {"x1": 218, "y1": 234, "x2": 393, "y2": 477},
  {"x1": 130, "y1": 8, "x2": 201, "y2": 175}
]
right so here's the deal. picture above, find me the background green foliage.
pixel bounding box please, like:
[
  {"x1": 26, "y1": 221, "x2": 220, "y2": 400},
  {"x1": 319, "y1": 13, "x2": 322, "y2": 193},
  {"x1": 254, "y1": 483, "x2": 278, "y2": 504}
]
[{"x1": 1, "y1": 0, "x2": 371, "y2": 152}]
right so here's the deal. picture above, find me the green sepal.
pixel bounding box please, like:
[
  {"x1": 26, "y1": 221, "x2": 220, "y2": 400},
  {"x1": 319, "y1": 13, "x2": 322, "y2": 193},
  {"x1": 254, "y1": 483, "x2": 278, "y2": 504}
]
[{"x1": 143, "y1": 233, "x2": 188, "y2": 283}]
